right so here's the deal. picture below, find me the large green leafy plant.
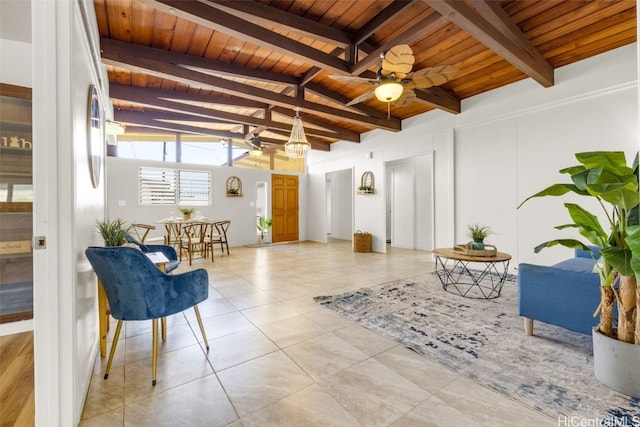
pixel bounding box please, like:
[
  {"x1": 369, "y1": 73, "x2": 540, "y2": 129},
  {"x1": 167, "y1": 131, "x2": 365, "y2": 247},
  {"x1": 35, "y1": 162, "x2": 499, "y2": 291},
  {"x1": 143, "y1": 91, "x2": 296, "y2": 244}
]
[{"x1": 518, "y1": 151, "x2": 639, "y2": 344}]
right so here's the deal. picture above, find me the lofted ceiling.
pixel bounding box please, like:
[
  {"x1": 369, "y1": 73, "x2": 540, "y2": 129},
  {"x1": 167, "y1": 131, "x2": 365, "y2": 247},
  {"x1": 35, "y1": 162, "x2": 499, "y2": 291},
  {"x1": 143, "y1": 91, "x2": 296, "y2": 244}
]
[{"x1": 94, "y1": 0, "x2": 637, "y2": 160}]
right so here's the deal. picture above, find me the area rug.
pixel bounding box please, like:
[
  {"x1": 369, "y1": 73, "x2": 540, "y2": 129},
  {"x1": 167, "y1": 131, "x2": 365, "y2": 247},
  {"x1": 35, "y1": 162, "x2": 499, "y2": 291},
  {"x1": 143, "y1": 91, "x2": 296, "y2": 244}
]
[{"x1": 314, "y1": 272, "x2": 640, "y2": 423}]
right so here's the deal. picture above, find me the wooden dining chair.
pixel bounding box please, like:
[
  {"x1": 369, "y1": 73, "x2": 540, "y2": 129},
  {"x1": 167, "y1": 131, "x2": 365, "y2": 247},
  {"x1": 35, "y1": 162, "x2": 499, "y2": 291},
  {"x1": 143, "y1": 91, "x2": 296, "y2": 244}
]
[
  {"x1": 164, "y1": 222, "x2": 182, "y2": 248},
  {"x1": 210, "y1": 220, "x2": 231, "y2": 256},
  {"x1": 179, "y1": 223, "x2": 207, "y2": 265}
]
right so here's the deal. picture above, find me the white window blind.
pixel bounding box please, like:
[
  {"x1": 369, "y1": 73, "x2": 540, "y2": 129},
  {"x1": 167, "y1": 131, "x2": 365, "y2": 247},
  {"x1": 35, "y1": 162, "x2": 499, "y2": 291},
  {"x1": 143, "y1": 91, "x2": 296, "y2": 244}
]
[
  {"x1": 139, "y1": 167, "x2": 176, "y2": 205},
  {"x1": 178, "y1": 170, "x2": 210, "y2": 205}
]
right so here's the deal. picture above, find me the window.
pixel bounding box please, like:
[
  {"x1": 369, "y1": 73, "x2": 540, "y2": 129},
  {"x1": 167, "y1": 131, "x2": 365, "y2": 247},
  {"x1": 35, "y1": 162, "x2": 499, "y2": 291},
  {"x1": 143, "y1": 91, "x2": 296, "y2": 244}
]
[
  {"x1": 178, "y1": 170, "x2": 210, "y2": 205},
  {"x1": 139, "y1": 167, "x2": 176, "y2": 205},
  {"x1": 139, "y1": 167, "x2": 210, "y2": 205}
]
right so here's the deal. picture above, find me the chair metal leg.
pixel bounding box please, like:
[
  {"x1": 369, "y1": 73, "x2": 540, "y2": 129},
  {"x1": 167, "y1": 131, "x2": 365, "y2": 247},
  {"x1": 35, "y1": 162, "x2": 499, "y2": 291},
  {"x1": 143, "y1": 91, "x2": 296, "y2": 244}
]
[
  {"x1": 152, "y1": 318, "x2": 158, "y2": 386},
  {"x1": 104, "y1": 320, "x2": 123, "y2": 380},
  {"x1": 161, "y1": 317, "x2": 167, "y2": 341},
  {"x1": 193, "y1": 305, "x2": 209, "y2": 350}
]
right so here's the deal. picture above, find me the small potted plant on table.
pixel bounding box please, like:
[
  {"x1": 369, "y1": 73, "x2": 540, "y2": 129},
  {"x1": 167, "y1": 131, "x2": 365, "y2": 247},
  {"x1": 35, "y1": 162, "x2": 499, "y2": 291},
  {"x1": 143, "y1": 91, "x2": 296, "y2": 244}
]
[
  {"x1": 179, "y1": 206, "x2": 195, "y2": 221},
  {"x1": 467, "y1": 223, "x2": 492, "y2": 250}
]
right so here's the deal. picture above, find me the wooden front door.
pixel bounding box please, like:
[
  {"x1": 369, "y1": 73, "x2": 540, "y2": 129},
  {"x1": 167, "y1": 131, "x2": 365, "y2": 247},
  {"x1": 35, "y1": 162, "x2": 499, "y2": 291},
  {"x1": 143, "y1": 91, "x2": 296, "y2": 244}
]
[{"x1": 271, "y1": 174, "x2": 299, "y2": 243}]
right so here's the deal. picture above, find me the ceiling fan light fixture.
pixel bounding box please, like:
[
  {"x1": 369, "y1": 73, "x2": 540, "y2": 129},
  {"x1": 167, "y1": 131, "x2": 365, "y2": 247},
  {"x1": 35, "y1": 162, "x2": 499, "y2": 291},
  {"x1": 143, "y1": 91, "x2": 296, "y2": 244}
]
[
  {"x1": 374, "y1": 81, "x2": 404, "y2": 103},
  {"x1": 284, "y1": 108, "x2": 311, "y2": 159},
  {"x1": 249, "y1": 148, "x2": 262, "y2": 158}
]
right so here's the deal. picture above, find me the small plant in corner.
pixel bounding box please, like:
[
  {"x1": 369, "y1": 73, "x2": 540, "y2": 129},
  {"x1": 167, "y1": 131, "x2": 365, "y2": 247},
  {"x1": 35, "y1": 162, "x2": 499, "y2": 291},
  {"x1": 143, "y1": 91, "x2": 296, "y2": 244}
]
[
  {"x1": 96, "y1": 218, "x2": 131, "y2": 246},
  {"x1": 358, "y1": 185, "x2": 371, "y2": 192},
  {"x1": 257, "y1": 216, "x2": 272, "y2": 240}
]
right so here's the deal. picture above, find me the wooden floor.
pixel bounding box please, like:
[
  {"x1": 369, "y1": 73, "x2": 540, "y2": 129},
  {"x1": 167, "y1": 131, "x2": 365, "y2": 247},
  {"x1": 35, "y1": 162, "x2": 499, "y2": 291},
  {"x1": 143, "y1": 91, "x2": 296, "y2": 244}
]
[{"x1": 0, "y1": 331, "x2": 34, "y2": 427}]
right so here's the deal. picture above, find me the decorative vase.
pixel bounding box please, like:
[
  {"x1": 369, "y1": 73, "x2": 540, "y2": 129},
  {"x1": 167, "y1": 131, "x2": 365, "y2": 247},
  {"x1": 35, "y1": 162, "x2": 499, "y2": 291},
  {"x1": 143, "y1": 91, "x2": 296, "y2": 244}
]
[
  {"x1": 183, "y1": 213, "x2": 191, "y2": 221},
  {"x1": 592, "y1": 327, "x2": 640, "y2": 398},
  {"x1": 472, "y1": 240, "x2": 485, "y2": 250}
]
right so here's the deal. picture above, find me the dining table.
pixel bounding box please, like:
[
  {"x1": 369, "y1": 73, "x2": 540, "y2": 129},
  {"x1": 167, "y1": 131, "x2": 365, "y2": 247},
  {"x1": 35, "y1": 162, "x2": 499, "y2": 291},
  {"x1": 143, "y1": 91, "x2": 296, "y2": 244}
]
[{"x1": 155, "y1": 216, "x2": 216, "y2": 247}]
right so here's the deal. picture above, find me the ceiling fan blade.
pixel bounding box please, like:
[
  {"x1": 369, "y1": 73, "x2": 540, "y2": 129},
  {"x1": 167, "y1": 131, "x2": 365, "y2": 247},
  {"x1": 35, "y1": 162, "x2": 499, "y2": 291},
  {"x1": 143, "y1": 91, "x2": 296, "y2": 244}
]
[
  {"x1": 394, "y1": 89, "x2": 416, "y2": 108},
  {"x1": 411, "y1": 65, "x2": 459, "y2": 88},
  {"x1": 346, "y1": 90, "x2": 376, "y2": 106},
  {"x1": 381, "y1": 44, "x2": 414, "y2": 79},
  {"x1": 329, "y1": 75, "x2": 377, "y2": 84}
]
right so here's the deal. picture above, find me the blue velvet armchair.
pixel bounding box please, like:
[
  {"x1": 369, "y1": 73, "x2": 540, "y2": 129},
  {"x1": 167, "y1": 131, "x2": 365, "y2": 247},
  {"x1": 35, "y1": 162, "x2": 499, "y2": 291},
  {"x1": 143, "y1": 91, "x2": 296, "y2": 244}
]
[{"x1": 85, "y1": 246, "x2": 210, "y2": 385}]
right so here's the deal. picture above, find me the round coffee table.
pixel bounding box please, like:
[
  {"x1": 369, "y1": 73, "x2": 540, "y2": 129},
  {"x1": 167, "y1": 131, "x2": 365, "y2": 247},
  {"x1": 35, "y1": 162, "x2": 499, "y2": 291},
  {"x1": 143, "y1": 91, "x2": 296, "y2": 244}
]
[{"x1": 432, "y1": 248, "x2": 512, "y2": 299}]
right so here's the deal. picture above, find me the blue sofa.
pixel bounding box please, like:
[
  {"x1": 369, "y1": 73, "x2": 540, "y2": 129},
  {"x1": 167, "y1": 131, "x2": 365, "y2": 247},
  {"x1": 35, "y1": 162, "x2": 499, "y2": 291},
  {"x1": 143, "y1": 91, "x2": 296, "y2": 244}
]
[{"x1": 518, "y1": 247, "x2": 601, "y2": 335}]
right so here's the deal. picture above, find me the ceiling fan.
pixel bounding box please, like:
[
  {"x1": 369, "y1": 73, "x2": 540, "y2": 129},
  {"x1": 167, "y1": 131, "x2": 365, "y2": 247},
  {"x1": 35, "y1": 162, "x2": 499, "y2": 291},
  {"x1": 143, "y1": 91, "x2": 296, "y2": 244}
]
[
  {"x1": 246, "y1": 133, "x2": 263, "y2": 158},
  {"x1": 331, "y1": 44, "x2": 458, "y2": 115}
]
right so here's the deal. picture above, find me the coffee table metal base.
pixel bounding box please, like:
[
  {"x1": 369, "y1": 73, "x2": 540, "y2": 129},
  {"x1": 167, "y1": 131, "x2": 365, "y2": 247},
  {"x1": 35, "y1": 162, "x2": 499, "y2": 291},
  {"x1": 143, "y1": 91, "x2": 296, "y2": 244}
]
[{"x1": 434, "y1": 255, "x2": 510, "y2": 299}]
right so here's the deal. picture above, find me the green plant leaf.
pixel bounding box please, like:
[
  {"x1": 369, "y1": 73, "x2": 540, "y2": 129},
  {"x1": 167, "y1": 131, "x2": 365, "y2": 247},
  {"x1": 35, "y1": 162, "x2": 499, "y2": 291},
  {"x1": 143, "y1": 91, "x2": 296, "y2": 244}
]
[
  {"x1": 516, "y1": 183, "x2": 587, "y2": 209},
  {"x1": 600, "y1": 246, "x2": 634, "y2": 276},
  {"x1": 533, "y1": 239, "x2": 592, "y2": 254},
  {"x1": 624, "y1": 225, "x2": 640, "y2": 279},
  {"x1": 575, "y1": 151, "x2": 629, "y2": 173},
  {"x1": 563, "y1": 203, "x2": 608, "y2": 248}
]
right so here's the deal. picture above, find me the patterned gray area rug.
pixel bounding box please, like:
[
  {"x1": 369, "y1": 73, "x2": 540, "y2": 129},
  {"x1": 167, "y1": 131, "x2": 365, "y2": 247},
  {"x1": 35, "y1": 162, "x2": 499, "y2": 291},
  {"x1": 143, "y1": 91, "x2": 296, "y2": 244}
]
[{"x1": 314, "y1": 272, "x2": 640, "y2": 423}]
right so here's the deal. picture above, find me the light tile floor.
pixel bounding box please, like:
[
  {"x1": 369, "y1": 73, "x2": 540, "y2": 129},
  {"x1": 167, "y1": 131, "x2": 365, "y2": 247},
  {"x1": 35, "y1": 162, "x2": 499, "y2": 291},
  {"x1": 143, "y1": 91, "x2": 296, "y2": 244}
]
[{"x1": 80, "y1": 241, "x2": 555, "y2": 426}]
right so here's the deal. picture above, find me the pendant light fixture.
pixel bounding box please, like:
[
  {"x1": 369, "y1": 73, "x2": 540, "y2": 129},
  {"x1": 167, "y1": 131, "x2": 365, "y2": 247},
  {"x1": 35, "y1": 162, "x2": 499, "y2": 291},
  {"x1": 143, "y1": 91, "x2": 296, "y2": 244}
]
[
  {"x1": 374, "y1": 80, "x2": 404, "y2": 118},
  {"x1": 284, "y1": 108, "x2": 311, "y2": 159}
]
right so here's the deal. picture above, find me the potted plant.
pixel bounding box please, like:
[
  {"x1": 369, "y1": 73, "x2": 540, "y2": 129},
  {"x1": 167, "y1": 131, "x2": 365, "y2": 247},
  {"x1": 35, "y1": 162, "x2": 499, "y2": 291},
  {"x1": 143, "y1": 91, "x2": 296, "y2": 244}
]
[
  {"x1": 257, "y1": 216, "x2": 272, "y2": 244},
  {"x1": 467, "y1": 223, "x2": 492, "y2": 249},
  {"x1": 179, "y1": 206, "x2": 195, "y2": 220},
  {"x1": 96, "y1": 218, "x2": 131, "y2": 246},
  {"x1": 518, "y1": 151, "x2": 639, "y2": 397}
]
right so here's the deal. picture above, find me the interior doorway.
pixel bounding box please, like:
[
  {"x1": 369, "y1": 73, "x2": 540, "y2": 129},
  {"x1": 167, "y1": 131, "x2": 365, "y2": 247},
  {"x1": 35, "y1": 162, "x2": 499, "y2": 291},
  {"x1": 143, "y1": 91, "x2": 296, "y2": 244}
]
[
  {"x1": 325, "y1": 168, "x2": 353, "y2": 243},
  {"x1": 385, "y1": 155, "x2": 434, "y2": 251}
]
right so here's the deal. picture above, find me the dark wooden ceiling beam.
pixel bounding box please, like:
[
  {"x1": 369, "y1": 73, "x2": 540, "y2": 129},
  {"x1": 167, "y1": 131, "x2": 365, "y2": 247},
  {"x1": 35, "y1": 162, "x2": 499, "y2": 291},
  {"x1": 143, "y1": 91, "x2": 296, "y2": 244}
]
[
  {"x1": 303, "y1": 82, "x2": 389, "y2": 121},
  {"x1": 353, "y1": 0, "x2": 415, "y2": 46},
  {"x1": 110, "y1": 85, "x2": 358, "y2": 141},
  {"x1": 413, "y1": 87, "x2": 461, "y2": 114},
  {"x1": 115, "y1": 113, "x2": 240, "y2": 138},
  {"x1": 205, "y1": 0, "x2": 353, "y2": 48},
  {"x1": 422, "y1": 0, "x2": 554, "y2": 87},
  {"x1": 115, "y1": 110, "x2": 330, "y2": 151},
  {"x1": 110, "y1": 82, "x2": 268, "y2": 110},
  {"x1": 270, "y1": 106, "x2": 360, "y2": 142},
  {"x1": 137, "y1": 0, "x2": 351, "y2": 74},
  {"x1": 101, "y1": 38, "x2": 297, "y2": 87},
  {"x1": 102, "y1": 49, "x2": 402, "y2": 131}
]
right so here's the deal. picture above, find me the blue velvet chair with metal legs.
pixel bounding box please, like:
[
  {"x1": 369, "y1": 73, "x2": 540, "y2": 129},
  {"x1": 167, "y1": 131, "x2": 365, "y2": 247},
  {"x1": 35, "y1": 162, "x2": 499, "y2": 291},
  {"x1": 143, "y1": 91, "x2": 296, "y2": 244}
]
[{"x1": 85, "y1": 246, "x2": 210, "y2": 386}]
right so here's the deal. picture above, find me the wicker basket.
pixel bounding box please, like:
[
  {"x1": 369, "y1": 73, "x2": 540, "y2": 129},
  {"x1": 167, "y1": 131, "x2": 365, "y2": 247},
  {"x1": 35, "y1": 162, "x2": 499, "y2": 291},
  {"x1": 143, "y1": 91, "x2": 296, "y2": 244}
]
[
  {"x1": 353, "y1": 231, "x2": 372, "y2": 253},
  {"x1": 453, "y1": 242, "x2": 497, "y2": 257}
]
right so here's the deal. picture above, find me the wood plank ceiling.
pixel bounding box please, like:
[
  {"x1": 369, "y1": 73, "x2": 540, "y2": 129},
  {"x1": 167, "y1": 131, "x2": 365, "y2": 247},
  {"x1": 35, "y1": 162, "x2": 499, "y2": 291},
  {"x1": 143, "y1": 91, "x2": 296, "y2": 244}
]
[{"x1": 94, "y1": 0, "x2": 637, "y2": 157}]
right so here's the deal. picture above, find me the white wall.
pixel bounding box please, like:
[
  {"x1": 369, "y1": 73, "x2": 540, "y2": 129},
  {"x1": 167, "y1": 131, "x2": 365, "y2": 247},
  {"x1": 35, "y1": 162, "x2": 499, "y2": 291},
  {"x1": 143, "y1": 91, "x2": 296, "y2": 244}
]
[
  {"x1": 307, "y1": 43, "x2": 638, "y2": 266},
  {"x1": 106, "y1": 157, "x2": 308, "y2": 246}
]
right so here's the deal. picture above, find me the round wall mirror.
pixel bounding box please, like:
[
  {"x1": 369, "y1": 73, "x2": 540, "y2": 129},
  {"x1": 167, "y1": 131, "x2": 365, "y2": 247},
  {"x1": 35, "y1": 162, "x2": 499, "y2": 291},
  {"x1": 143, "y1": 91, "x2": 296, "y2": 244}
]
[{"x1": 87, "y1": 84, "x2": 103, "y2": 188}]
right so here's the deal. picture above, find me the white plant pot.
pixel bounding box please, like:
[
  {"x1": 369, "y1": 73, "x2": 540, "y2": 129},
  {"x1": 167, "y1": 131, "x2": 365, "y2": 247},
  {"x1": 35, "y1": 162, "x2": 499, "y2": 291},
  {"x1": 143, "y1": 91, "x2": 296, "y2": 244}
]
[{"x1": 592, "y1": 327, "x2": 640, "y2": 398}]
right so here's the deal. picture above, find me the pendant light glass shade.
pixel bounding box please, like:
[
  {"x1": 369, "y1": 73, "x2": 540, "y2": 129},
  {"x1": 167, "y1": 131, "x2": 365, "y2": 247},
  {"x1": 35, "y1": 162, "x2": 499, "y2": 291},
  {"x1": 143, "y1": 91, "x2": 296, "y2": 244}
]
[
  {"x1": 284, "y1": 108, "x2": 311, "y2": 159},
  {"x1": 374, "y1": 81, "x2": 404, "y2": 102}
]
